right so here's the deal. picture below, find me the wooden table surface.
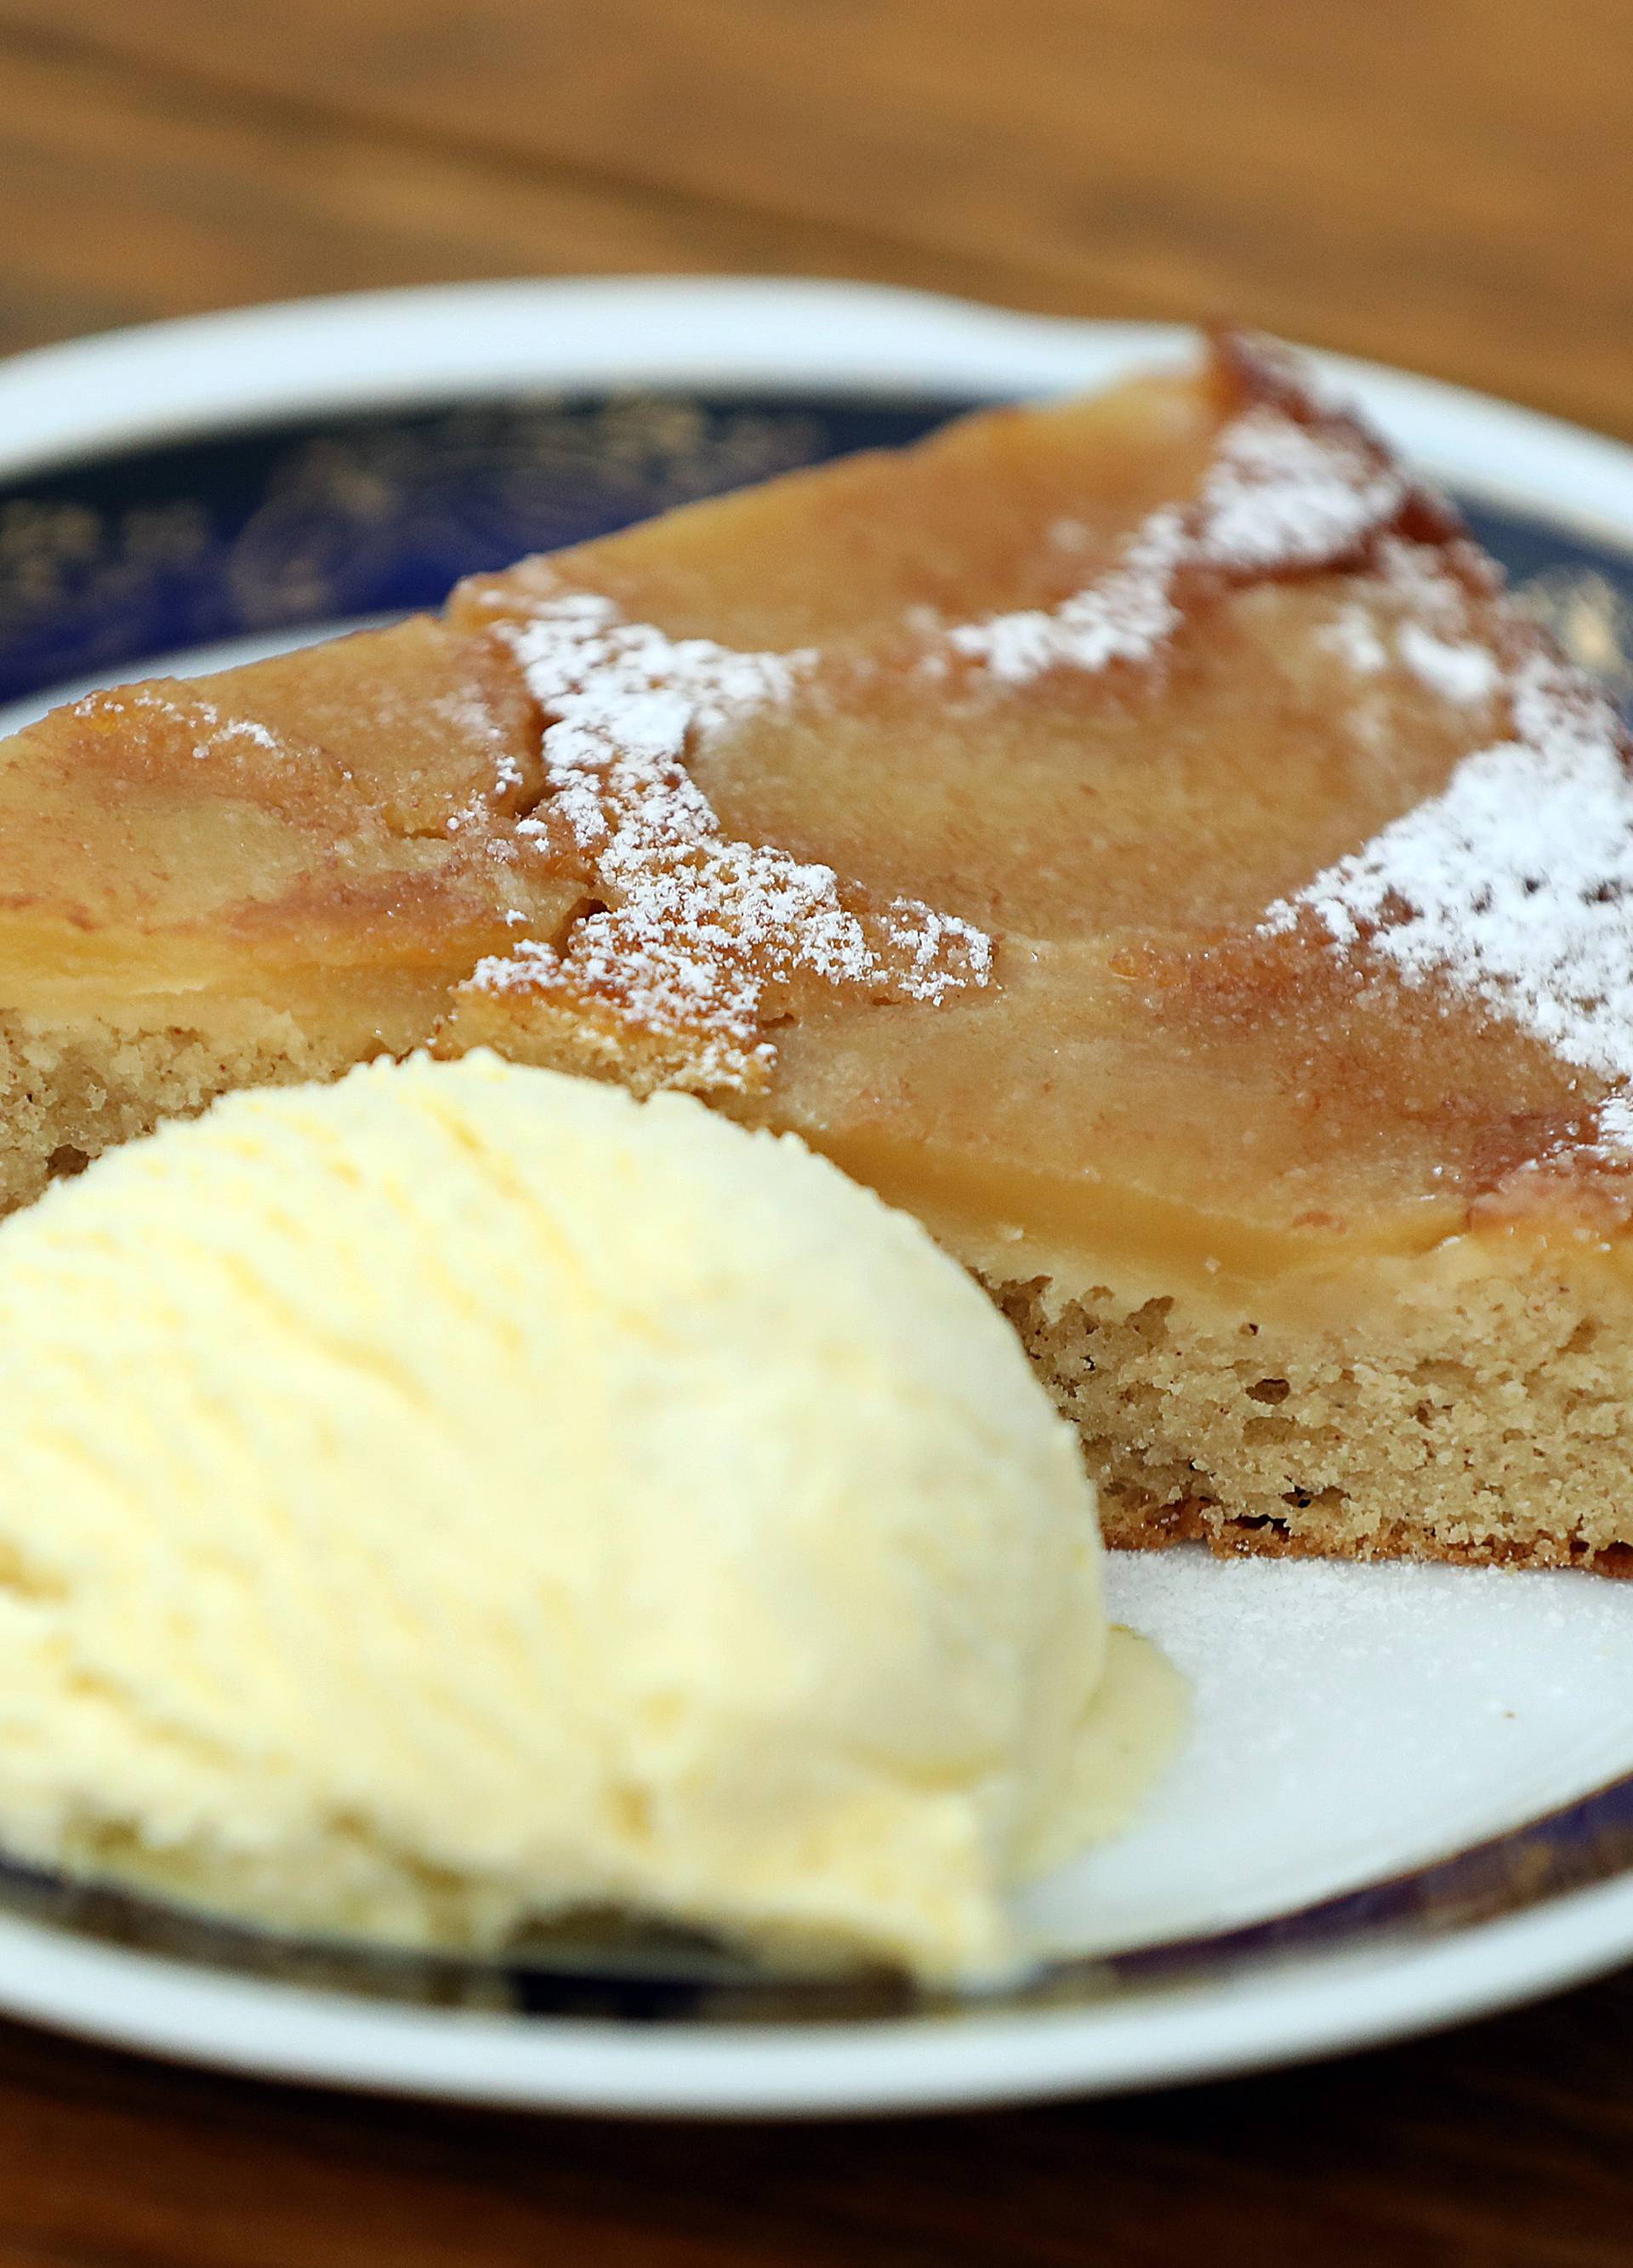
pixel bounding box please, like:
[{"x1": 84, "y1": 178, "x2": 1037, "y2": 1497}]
[{"x1": 0, "y1": 3, "x2": 1627, "y2": 2259}]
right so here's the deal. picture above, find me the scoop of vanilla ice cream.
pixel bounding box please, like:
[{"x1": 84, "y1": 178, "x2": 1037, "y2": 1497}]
[{"x1": 0, "y1": 1051, "x2": 1159, "y2": 1980}]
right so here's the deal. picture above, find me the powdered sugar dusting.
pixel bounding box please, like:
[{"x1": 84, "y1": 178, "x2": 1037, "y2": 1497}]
[
  {"x1": 1266, "y1": 651, "x2": 1633, "y2": 1086},
  {"x1": 1316, "y1": 539, "x2": 1504, "y2": 708},
  {"x1": 950, "y1": 509, "x2": 1186, "y2": 681},
  {"x1": 948, "y1": 405, "x2": 1406, "y2": 687},
  {"x1": 1198, "y1": 407, "x2": 1404, "y2": 569},
  {"x1": 1592, "y1": 1093, "x2": 1633, "y2": 1158},
  {"x1": 1320, "y1": 606, "x2": 1390, "y2": 675},
  {"x1": 466, "y1": 592, "x2": 992, "y2": 1090},
  {"x1": 1396, "y1": 624, "x2": 1501, "y2": 705},
  {"x1": 75, "y1": 685, "x2": 284, "y2": 759}
]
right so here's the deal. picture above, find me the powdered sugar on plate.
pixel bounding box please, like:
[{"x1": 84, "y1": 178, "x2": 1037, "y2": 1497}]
[
  {"x1": 1019, "y1": 1547, "x2": 1633, "y2": 1959},
  {"x1": 465, "y1": 592, "x2": 992, "y2": 1090}
]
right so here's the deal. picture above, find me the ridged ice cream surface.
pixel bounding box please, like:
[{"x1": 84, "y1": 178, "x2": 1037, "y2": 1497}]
[{"x1": 0, "y1": 1052, "x2": 1176, "y2": 1981}]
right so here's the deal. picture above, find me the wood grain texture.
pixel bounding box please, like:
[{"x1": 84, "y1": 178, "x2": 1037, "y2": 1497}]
[
  {"x1": 3, "y1": 1969, "x2": 1633, "y2": 2266},
  {"x1": 0, "y1": 35, "x2": 1023, "y2": 360},
  {"x1": 0, "y1": 4, "x2": 1626, "y2": 2261},
  {"x1": 0, "y1": 0, "x2": 1628, "y2": 431}
]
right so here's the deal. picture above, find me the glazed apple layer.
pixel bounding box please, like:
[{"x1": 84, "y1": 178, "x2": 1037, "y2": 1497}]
[{"x1": 2, "y1": 333, "x2": 1629, "y2": 1567}]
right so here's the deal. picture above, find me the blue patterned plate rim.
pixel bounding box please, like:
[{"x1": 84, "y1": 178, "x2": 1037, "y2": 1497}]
[{"x1": 0, "y1": 281, "x2": 1627, "y2": 2116}]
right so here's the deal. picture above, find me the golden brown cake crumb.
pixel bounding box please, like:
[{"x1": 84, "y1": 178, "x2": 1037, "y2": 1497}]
[{"x1": 0, "y1": 330, "x2": 1628, "y2": 1570}]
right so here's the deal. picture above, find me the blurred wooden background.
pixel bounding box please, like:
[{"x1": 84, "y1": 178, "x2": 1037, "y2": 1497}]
[
  {"x1": 0, "y1": 0, "x2": 1627, "y2": 435},
  {"x1": 0, "y1": 3, "x2": 1627, "y2": 2263}
]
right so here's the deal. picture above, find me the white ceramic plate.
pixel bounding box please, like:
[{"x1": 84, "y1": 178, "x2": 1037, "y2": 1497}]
[{"x1": 0, "y1": 277, "x2": 1629, "y2": 2117}]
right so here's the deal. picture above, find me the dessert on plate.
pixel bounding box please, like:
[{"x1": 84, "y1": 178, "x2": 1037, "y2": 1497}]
[
  {"x1": 0, "y1": 330, "x2": 1629, "y2": 1574},
  {"x1": 0, "y1": 1052, "x2": 1178, "y2": 1980}
]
